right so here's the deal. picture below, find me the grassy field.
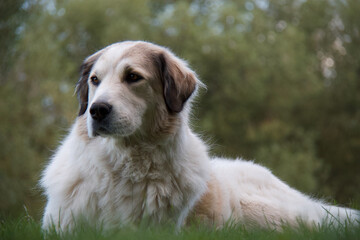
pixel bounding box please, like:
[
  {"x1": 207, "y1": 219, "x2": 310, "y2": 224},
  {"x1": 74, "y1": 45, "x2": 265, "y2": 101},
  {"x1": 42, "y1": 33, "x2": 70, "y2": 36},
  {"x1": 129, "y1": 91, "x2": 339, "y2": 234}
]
[{"x1": 1, "y1": 215, "x2": 359, "y2": 240}]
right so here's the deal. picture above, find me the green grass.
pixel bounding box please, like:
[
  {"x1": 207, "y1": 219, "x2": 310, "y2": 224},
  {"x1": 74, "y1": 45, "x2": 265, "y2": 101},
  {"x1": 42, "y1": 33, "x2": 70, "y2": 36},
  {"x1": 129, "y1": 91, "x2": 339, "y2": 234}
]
[{"x1": 1, "y1": 215, "x2": 359, "y2": 240}]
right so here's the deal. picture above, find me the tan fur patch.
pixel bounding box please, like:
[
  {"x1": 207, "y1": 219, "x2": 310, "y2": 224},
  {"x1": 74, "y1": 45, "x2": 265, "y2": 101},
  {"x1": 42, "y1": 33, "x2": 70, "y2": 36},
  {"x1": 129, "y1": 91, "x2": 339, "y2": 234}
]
[
  {"x1": 76, "y1": 115, "x2": 89, "y2": 141},
  {"x1": 186, "y1": 174, "x2": 224, "y2": 226},
  {"x1": 151, "y1": 104, "x2": 180, "y2": 137}
]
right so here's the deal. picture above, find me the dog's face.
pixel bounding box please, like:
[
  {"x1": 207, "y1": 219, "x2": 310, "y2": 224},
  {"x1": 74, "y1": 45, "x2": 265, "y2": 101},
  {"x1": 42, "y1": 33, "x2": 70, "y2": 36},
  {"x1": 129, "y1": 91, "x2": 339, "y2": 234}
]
[{"x1": 76, "y1": 41, "x2": 198, "y2": 138}]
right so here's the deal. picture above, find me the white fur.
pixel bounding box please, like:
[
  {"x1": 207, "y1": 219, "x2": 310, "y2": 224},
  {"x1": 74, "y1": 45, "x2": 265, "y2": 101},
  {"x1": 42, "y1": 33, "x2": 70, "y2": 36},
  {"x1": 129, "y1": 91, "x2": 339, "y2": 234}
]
[
  {"x1": 42, "y1": 118, "x2": 210, "y2": 230},
  {"x1": 207, "y1": 158, "x2": 359, "y2": 228},
  {"x1": 41, "y1": 41, "x2": 359, "y2": 231}
]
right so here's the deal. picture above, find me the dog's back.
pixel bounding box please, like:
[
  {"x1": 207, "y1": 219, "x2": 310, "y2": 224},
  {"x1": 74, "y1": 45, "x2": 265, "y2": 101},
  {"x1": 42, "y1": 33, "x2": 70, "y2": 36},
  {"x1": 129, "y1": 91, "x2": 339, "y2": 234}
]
[{"x1": 190, "y1": 158, "x2": 359, "y2": 228}]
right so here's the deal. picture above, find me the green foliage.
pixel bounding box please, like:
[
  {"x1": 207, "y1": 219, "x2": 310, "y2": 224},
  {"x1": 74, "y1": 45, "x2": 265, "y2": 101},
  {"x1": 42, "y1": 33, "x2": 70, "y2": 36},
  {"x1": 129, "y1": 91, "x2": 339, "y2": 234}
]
[
  {"x1": 1, "y1": 0, "x2": 360, "y2": 219},
  {"x1": 0, "y1": 0, "x2": 28, "y2": 73}
]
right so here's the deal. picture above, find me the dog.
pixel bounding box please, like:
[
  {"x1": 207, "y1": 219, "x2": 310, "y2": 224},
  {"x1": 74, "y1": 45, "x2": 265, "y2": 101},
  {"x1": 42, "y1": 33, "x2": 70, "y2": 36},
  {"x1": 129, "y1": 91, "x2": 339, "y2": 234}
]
[{"x1": 41, "y1": 41, "x2": 359, "y2": 231}]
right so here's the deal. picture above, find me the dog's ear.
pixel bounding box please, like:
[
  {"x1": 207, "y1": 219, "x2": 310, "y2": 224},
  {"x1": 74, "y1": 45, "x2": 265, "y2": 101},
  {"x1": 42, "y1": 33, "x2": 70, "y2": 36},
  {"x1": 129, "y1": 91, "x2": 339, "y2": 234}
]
[
  {"x1": 157, "y1": 52, "x2": 197, "y2": 113},
  {"x1": 76, "y1": 50, "x2": 104, "y2": 116}
]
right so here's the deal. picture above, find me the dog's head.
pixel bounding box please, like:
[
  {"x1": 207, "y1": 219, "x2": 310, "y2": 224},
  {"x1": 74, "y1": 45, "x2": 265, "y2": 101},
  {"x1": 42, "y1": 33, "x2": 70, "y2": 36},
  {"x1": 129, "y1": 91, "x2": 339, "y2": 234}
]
[{"x1": 76, "y1": 41, "x2": 200, "y2": 139}]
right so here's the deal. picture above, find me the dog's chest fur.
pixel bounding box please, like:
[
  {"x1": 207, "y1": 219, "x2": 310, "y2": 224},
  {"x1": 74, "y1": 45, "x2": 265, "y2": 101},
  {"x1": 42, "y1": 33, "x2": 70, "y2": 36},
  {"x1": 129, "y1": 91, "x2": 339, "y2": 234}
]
[
  {"x1": 68, "y1": 137, "x2": 194, "y2": 227},
  {"x1": 42, "y1": 117, "x2": 210, "y2": 230}
]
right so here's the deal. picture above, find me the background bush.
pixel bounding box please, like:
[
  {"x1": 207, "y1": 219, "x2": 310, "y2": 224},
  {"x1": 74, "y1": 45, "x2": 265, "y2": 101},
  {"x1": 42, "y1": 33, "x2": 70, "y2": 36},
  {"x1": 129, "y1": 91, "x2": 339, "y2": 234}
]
[{"x1": 1, "y1": 0, "x2": 359, "y2": 220}]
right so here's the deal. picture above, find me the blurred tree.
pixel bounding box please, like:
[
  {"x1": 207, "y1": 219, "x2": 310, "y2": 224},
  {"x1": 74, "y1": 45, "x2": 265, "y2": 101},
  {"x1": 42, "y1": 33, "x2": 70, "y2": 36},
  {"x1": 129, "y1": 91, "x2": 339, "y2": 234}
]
[
  {"x1": 311, "y1": 0, "x2": 360, "y2": 203},
  {"x1": 1, "y1": 0, "x2": 359, "y2": 219},
  {"x1": 0, "y1": 0, "x2": 28, "y2": 74}
]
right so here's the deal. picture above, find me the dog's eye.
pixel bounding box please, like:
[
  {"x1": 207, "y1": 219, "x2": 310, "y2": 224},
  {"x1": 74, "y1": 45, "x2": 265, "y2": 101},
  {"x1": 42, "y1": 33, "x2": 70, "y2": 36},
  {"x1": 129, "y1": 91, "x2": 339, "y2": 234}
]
[
  {"x1": 125, "y1": 73, "x2": 143, "y2": 83},
  {"x1": 90, "y1": 76, "x2": 100, "y2": 86}
]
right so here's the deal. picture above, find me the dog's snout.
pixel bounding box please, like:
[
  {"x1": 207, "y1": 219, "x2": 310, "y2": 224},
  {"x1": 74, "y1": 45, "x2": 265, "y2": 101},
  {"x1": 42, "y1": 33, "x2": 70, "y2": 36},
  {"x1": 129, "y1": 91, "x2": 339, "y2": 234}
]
[{"x1": 90, "y1": 102, "x2": 112, "y2": 121}]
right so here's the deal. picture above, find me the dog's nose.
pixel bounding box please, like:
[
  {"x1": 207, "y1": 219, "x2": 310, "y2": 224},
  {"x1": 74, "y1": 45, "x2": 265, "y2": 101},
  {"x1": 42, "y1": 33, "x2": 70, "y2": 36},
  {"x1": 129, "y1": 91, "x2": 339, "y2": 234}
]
[{"x1": 90, "y1": 102, "x2": 112, "y2": 121}]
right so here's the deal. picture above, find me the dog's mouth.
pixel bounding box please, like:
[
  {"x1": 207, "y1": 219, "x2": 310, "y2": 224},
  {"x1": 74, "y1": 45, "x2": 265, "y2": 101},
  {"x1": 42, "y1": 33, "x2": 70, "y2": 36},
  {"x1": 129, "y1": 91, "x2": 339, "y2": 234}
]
[
  {"x1": 90, "y1": 120, "x2": 136, "y2": 138},
  {"x1": 92, "y1": 125, "x2": 111, "y2": 137},
  {"x1": 90, "y1": 118, "x2": 113, "y2": 137}
]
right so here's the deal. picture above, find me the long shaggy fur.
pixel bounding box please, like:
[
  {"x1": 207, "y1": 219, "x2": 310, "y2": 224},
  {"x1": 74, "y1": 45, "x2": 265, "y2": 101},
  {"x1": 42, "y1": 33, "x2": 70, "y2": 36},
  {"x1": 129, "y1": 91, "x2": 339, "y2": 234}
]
[{"x1": 41, "y1": 41, "x2": 359, "y2": 231}]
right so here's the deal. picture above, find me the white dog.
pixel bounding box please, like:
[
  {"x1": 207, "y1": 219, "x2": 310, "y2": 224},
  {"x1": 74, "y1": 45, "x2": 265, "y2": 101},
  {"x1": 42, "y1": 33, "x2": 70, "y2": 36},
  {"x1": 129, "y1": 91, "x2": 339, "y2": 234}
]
[{"x1": 41, "y1": 41, "x2": 359, "y2": 231}]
